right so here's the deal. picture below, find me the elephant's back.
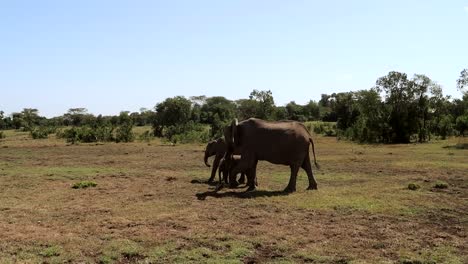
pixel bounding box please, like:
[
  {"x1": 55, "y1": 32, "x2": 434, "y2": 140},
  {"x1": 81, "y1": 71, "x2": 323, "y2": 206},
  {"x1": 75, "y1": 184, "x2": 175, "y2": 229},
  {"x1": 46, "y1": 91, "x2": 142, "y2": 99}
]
[{"x1": 240, "y1": 119, "x2": 310, "y2": 165}]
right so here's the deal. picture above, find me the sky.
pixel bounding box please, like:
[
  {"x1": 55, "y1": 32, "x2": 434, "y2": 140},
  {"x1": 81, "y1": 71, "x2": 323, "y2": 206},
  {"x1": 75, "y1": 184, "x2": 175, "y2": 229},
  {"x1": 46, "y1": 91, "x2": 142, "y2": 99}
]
[{"x1": 1, "y1": 0, "x2": 468, "y2": 117}]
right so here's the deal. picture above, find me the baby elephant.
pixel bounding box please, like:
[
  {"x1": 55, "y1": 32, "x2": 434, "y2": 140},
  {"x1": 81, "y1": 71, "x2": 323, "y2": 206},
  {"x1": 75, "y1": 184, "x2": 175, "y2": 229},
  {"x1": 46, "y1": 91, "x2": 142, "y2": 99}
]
[{"x1": 218, "y1": 156, "x2": 246, "y2": 184}]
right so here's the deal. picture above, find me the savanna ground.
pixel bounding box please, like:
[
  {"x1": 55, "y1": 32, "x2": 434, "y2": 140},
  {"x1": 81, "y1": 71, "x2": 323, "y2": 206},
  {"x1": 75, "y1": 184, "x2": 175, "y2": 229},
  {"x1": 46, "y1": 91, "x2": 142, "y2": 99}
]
[{"x1": 0, "y1": 128, "x2": 467, "y2": 263}]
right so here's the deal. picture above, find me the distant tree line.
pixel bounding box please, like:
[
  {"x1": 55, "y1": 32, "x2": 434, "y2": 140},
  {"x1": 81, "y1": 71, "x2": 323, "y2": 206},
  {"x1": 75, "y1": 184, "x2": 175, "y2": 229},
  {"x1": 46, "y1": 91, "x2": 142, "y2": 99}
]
[{"x1": 1, "y1": 69, "x2": 467, "y2": 144}]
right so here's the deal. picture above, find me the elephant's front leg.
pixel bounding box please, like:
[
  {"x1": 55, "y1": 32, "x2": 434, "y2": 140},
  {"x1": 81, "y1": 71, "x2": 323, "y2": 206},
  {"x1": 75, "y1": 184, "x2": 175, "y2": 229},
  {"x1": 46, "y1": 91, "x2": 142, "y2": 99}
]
[
  {"x1": 208, "y1": 155, "x2": 222, "y2": 182},
  {"x1": 229, "y1": 160, "x2": 249, "y2": 188},
  {"x1": 246, "y1": 160, "x2": 258, "y2": 192},
  {"x1": 238, "y1": 172, "x2": 246, "y2": 184}
]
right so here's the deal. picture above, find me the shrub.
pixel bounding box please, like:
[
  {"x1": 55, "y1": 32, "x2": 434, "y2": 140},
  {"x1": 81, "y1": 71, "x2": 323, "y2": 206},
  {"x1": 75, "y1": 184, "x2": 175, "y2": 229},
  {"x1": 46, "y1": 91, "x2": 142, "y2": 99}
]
[
  {"x1": 0, "y1": 131, "x2": 5, "y2": 139},
  {"x1": 72, "y1": 181, "x2": 97, "y2": 189},
  {"x1": 30, "y1": 127, "x2": 53, "y2": 139},
  {"x1": 59, "y1": 127, "x2": 96, "y2": 144},
  {"x1": 95, "y1": 126, "x2": 115, "y2": 142},
  {"x1": 76, "y1": 127, "x2": 98, "y2": 143},
  {"x1": 164, "y1": 121, "x2": 210, "y2": 144},
  {"x1": 59, "y1": 124, "x2": 134, "y2": 144},
  {"x1": 138, "y1": 130, "x2": 153, "y2": 142},
  {"x1": 305, "y1": 121, "x2": 337, "y2": 137},
  {"x1": 433, "y1": 181, "x2": 448, "y2": 189},
  {"x1": 407, "y1": 183, "x2": 420, "y2": 191},
  {"x1": 115, "y1": 123, "x2": 134, "y2": 143}
]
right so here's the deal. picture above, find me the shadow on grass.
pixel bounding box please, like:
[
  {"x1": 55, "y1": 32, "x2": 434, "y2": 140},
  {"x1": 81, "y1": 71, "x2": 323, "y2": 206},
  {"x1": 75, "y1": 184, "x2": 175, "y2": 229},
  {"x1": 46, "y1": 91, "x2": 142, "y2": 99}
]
[
  {"x1": 196, "y1": 189, "x2": 289, "y2": 200},
  {"x1": 190, "y1": 179, "x2": 219, "y2": 186}
]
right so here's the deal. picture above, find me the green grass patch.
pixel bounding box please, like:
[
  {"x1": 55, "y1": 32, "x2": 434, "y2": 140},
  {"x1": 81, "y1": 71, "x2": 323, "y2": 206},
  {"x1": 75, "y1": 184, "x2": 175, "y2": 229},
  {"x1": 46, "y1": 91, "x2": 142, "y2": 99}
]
[
  {"x1": 0, "y1": 165, "x2": 120, "y2": 181},
  {"x1": 433, "y1": 181, "x2": 449, "y2": 189},
  {"x1": 399, "y1": 245, "x2": 463, "y2": 264},
  {"x1": 39, "y1": 245, "x2": 62, "y2": 257},
  {"x1": 72, "y1": 180, "x2": 97, "y2": 189},
  {"x1": 100, "y1": 239, "x2": 145, "y2": 262},
  {"x1": 407, "y1": 183, "x2": 420, "y2": 191}
]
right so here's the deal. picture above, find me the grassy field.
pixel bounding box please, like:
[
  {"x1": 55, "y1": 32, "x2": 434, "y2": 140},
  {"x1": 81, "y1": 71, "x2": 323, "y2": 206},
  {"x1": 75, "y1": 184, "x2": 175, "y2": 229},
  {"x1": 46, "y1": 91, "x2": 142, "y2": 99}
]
[{"x1": 0, "y1": 129, "x2": 467, "y2": 263}]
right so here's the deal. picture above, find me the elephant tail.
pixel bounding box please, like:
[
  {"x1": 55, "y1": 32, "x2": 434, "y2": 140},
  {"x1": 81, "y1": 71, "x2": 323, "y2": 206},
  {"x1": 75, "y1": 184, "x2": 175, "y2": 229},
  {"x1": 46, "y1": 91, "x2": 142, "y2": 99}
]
[{"x1": 309, "y1": 138, "x2": 320, "y2": 170}]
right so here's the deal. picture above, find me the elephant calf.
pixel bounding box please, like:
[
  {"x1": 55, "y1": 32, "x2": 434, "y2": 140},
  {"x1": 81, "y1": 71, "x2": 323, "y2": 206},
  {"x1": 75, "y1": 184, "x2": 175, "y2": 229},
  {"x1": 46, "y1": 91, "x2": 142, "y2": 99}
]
[
  {"x1": 218, "y1": 156, "x2": 246, "y2": 184},
  {"x1": 204, "y1": 138, "x2": 241, "y2": 182}
]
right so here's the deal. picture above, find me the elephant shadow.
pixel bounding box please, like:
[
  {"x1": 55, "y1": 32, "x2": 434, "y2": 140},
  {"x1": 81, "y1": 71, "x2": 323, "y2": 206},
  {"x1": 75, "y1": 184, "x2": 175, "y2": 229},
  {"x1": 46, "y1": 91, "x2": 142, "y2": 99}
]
[
  {"x1": 190, "y1": 179, "x2": 219, "y2": 187},
  {"x1": 195, "y1": 189, "x2": 289, "y2": 200}
]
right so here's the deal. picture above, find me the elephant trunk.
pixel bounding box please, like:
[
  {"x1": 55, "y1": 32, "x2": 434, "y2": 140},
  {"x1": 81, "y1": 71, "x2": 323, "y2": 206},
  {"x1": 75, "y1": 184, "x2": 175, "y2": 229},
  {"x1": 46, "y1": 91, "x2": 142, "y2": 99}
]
[{"x1": 204, "y1": 150, "x2": 211, "y2": 167}]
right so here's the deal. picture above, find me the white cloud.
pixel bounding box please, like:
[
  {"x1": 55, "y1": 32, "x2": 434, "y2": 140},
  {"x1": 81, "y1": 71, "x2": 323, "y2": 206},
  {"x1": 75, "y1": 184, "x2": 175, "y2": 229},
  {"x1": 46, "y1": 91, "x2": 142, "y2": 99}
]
[{"x1": 465, "y1": 6, "x2": 468, "y2": 13}]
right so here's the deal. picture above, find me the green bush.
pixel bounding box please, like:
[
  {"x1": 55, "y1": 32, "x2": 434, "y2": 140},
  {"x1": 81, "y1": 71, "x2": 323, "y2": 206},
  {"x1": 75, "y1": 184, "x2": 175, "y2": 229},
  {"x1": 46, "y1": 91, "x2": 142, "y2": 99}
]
[
  {"x1": 59, "y1": 124, "x2": 134, "y2": 144},
  {"x1": 72, "y1": 181, "x2": 97, "y2": 189},
  {"x1": 116, "y1": 123, "x2": 134, "y2": 143},
  {"x1": 407, "y1": 183, "x2": 420, "y2": 191},
  {"x1": 0, "y1": 131, "x2": 4, "y2": 139},
  {"x1": 433, "y1": 181, "x2": 449, "y2": 189},
  {"x1": 163, "y1": 121, "x2": 210, "y2": 144},
  {"x1": 59, "y1": 127, "x2": 96, "y2": 144},
  {"x1": 138, "y1": 130, "x2": 153, "y2": 142},
  {"x1": 305, "y1": 121, "x2": 337, "y2": 137},
  {"x1": 95, "y1": 126, "x2": 115, "y2": 142},
  {"x1": 30, "y1": 126, "x2": 56, "y2": 139}
]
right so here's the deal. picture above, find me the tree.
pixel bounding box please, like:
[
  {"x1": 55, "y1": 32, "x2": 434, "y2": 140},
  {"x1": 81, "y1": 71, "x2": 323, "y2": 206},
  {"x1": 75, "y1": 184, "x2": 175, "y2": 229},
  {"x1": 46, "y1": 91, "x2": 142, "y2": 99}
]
[
  {"x1": 0, "y1": 111, "x2": 5, "y2": 129},
  {"x1": 63, "y1": 108, "x2": 93, "y2": 126},
  {"x1": 303, "y1": 100, "x2": 320, "y2": 120},
  {"x1": 351, "y1": 89, "x2": 388, "y2": 142},
  {"x1": 21, "y1": 108, "x2": 42, "y2": 131},
  {"x1": 375, "y1": 71, "x2": 419, "y2": 143},
  {"x1": 189, "y1": 96, "x2": 207, "y2": 123},
  {"x1": 455, "y1": 114, "x2": 468, "y2": 136},
  {"x1": 236, "y1": 99, "x2": 259, "y2": 121},
  {"x1": 285, "y1": 101, "x2": 305, "y2": 121},
  {"x1": 115, "y1": 111, "x2": 135, "y2": 142},
  {"x1": 333, "y1": 92, "x2": 359, "y2": 131},
  {"x1": 249, "y1": 89, "x2": 275, "y2": 120},
  {"x1": 428, "y1": 83, "x2": 452, "y2": 139},
  {"x1": 273, "y1": 106, "x2": 288, "y2": 120},
  {"x1": 11, "y1": 113, "x2": 23, "y2": 129},
  {"x1": 200, "y1": 96, "x2": 236, "y2": 137},
  {"x1": 153, "y1": 96, "x2": 192, "y2": 136},
  {"x1": 412, "y1": 74, "x2": 433, "y2": 142},
  {"x1": 456, "y1": 69, "x2": 468, "y2": 95}
]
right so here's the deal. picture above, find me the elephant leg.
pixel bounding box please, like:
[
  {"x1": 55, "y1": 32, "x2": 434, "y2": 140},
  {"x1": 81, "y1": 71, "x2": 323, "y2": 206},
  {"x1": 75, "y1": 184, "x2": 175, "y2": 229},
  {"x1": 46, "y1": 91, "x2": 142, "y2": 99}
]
[
  {"x1": 284, "y1": 164, "x2": 300, "y2": 193},
  {"x1": 208, "y1": 155, "x2": 222, "y2": 182},
  {"x1": 229, "y1": 156, "x2": 251, "y2": 188},
  {"x1": 218, "y1": 165, "x2": 223, "y2": 184},
  {"x1": 302, "y1": 154, "x2": 318, "y2": 190},
  {"x1": 224, "y1": 169, "x2": 229, "y2": 184},
  {"x1": 239, "y1": 172, "x2": 246, "y2": 184},
  {"x1": 246, "y1": 160, "x2": 258, "y2": 192}
]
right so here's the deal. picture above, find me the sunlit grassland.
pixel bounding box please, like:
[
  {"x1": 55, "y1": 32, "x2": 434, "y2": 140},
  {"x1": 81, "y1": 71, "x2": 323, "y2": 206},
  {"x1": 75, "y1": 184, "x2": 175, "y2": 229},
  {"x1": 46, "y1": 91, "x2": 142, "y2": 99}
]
[{"x1": 0, "y1": 131, "x2": 466, "y2": 263}]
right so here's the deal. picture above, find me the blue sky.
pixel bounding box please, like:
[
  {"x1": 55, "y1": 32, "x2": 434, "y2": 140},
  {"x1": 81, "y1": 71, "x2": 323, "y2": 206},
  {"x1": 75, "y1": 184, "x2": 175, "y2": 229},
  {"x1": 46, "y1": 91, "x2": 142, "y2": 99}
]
[{"x1": 1, "y1": 0, "x2": 467, "y2": 117}]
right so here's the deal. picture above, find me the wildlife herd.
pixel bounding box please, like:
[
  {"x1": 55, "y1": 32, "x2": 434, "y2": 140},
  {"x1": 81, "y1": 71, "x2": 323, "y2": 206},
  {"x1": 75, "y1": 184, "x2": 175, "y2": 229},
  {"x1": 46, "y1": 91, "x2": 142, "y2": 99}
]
[{"x1": 203, "y1": 118, "x2": 320, "y2": 193}]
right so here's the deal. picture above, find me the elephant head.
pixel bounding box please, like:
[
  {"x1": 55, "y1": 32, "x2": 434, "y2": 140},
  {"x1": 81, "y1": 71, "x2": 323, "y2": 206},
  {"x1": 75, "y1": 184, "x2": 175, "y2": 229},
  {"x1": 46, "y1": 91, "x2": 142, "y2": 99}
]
[
  {"x1": 203, "y1": 138, "x2": 227, "y2": 167},
  {"x1": 204, "y1": 140, "x2": 216, "y2": 167}
]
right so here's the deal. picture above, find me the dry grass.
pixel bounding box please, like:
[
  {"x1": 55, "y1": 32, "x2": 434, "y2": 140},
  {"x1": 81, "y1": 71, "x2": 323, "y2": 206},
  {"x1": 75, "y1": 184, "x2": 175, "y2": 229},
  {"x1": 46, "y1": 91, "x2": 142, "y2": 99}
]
[{"x1": 0, "y1": 130, "x2": 467, "y2": 263}]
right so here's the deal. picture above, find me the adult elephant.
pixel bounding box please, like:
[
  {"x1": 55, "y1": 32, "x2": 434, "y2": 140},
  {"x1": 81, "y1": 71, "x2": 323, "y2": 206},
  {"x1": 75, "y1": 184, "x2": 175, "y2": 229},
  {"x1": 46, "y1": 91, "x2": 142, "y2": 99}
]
[
  {"x1": 224, "y1": 118, "x2": 319, "y2": 193},
  {"x1": 203, "y1": 138, "x2": 242, "y2": 183}
]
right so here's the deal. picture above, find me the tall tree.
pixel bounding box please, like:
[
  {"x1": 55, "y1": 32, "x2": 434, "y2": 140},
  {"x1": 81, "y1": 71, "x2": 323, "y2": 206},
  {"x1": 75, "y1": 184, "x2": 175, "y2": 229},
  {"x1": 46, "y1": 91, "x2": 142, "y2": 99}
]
[
  {"x1": 200, "y1": 96, "x2": 236, "y2": 137},
  {"x1": 456, "y1": 68, "x2": 468, "y2": 96},
  {"x1": 375, "y1": 71, "x2": 418, "y2": 143},
  {"x1": 249, "y1": 89, "x2": 275, "y2": 120},
  {"x1": 153, "y1": 96, "x2": 192, "y2": 136},
  {"x1": 21, "y1": 108, "x2": 41, "y2": 131},
  {"x1": 412, "y1": 74, "x2": 432, "y2": 142}
]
